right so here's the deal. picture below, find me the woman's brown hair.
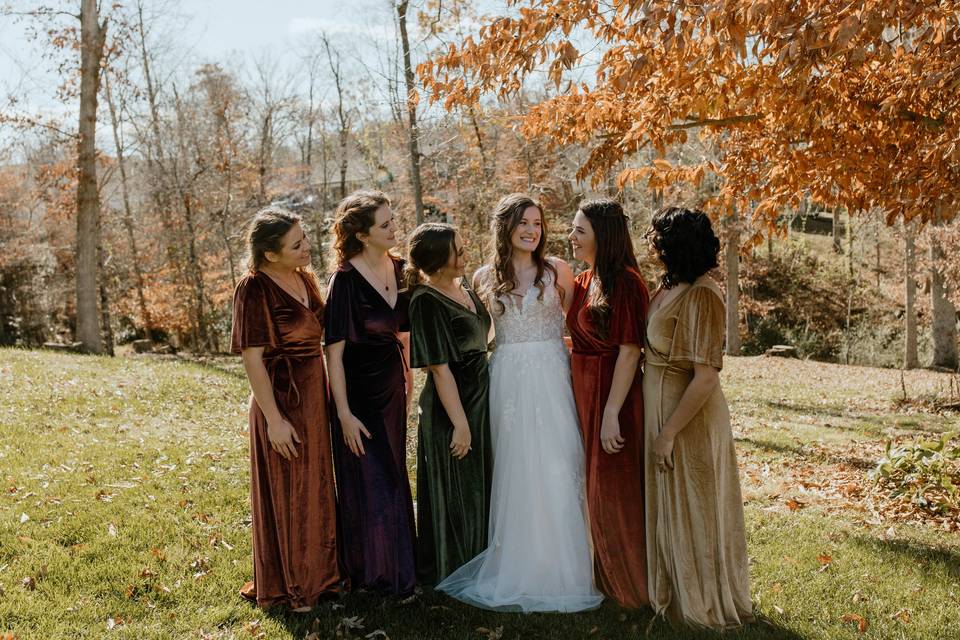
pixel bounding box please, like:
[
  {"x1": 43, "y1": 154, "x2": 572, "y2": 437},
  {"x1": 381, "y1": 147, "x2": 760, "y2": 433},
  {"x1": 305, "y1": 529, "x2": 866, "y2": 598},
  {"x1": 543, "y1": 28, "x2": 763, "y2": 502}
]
[
  {"x1": 482, "y1": 193, "x2": 559, "y2": 315},
  {"x1": 578, "y1": 198, "x2": 639, "y2": 337},
  {"x1": 332, "y1": 190, "x2": 391, "y2": 265},
  {"x1": 404, "y1": 222, "x2": 457, "y2": 287}
]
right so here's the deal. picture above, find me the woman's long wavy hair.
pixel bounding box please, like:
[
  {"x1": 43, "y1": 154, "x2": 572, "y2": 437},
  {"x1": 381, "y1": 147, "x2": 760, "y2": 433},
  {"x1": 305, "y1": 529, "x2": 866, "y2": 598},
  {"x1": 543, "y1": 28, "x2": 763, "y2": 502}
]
[
  {"x1": 647, "y1": 206, "x2": 720, "y2": 288},
  {"x1": 331, "y1": 190, "x2": 391, "y2": 266},
  {"x1": 404, "y1": 222, "x2": 458, "y2": 288},
  {"x1": 483, "y1": 193, "x2": 558, "y2": 315},
  {"x1": 579, "y1": 198, "x2": 639, "y2": 338}
]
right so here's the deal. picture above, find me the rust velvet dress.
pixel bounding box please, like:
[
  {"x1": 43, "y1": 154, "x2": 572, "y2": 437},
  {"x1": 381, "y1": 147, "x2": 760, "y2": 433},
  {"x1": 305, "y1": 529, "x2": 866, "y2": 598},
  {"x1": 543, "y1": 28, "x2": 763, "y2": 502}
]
[
  {"x1": 231, "y1": 270, "x2": 340, "y2": 609},
  {"x1": 325, "y1": 259, "x2": 416, "y2": 595},
  {"x1": 566, "y1": 268, "x2": 650, "y2": 609}
]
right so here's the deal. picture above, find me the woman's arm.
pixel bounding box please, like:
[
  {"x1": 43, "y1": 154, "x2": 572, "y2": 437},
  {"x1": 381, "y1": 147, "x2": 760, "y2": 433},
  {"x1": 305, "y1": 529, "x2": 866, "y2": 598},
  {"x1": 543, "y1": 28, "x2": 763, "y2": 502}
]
[
  {"x1": 325, "y1": 340, "x2": 371, "y2": 456},
  {"x1": 550, "y1": 257, "x2": 576, "y2": 313},
  {"x1": 241, "y1": 347, "x2": 301, "y2": 460},
  {"x1": 652, "y1": 363, "x2": 720, "y2": 469},
  {"x1": 427, "y1": 363, "x2": 471, "y2": 459},
  {"x1": 600, "y1": 343, "x2": 643, "y2": 454}
]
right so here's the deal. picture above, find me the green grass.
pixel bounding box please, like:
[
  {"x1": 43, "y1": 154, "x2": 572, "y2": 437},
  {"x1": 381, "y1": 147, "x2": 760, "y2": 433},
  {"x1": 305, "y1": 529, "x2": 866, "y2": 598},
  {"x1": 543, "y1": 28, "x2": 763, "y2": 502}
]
[{"x1": 1, "y1": 348, "x2": 958, "y2": 639}]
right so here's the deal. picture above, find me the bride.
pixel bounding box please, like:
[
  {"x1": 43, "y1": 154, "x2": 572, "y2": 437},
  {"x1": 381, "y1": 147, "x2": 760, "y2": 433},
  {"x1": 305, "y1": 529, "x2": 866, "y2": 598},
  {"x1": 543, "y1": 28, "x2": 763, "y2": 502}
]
[{"x1": 436, "y1": 194, "x2": 602, "y2": 612}]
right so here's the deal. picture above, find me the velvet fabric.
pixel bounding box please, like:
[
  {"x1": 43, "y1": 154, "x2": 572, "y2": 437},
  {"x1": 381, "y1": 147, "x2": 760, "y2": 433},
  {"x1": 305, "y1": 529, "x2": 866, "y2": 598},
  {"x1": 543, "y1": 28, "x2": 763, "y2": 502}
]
[
  {"x1": 643, "y1": 277, "x2": 753, "y2": 628},
  {"x1": 231, "y1": 270, "x2": 340, "y2": 609},
  {"x1": 565, "y1": 268, "x2": 650, "y2": 609},
  {"x1": 325, "y1": 258, "x2": 416, "y2": 595},
  {"x1": 409, "y1": 283, "x2": 493, "y2": 586}
]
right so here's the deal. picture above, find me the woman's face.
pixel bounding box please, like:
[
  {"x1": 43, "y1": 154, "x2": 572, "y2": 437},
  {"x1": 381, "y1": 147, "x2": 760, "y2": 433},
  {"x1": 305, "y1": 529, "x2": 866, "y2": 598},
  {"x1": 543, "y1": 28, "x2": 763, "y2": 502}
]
[
  {"x1": 359, "y1": 205, "x2": 398, "y2": 252},
  {"x1": 510, "y1": 206, "x2": 543, "y2": 255},
  {"x1": 568, "y1": 210, "x2": 596, "y2": 266},
  {"x1": 266, "y1": 223, "x2": 311, "y2": 270}
]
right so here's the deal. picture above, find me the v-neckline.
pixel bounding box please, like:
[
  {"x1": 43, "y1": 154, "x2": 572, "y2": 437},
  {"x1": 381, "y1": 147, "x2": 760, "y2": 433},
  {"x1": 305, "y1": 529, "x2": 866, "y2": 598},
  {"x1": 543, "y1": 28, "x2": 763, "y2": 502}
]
[
  {"x1": 350, "y1": 259, "x2": 399, "y2": 310},
  {"x1": 425, "y1": 281, "x2": 481, "y2": 316},
  {"x1": 261, "y1": 270, "x2": 313, "y2": 312},
  {"x1": 648, "y1": 282, "x2": 694, "y2": 320}
]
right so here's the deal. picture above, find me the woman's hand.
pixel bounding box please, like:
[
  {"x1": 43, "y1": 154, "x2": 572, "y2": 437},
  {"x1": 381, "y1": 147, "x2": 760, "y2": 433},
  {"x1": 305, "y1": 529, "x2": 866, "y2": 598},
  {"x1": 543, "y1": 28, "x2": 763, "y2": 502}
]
[
  {"x1": 450, "y1": 423, "x2": 471, "y2": 459},
  {"x1": 600, "y1": 408, "x2": 625, "y2": 454},
  {"x1": 266, "y1": 416, "x2": 302, "y2": 460},
  {"x1": 653, "y1": 431, "x2": 675, "y2": 471},
  {"x1": 341, "y1": 413, "x2": 372, "y2": 457}
]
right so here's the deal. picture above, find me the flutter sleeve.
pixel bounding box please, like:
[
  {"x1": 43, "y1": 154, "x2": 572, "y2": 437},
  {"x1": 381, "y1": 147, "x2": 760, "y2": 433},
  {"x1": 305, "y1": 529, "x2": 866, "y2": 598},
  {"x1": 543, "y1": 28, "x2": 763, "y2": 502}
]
[
  {"x1": 324, "y1": 269, "x2": 361, "y2": 345},
  {"x1": 409, "y1": 290, "x2": 461, "y2": 368},
  {"x1": 231, "y1": 275, "x2": 274, "y2": 353},
  {"x1": 608, "y1": 269, "x2": 650, "y2": 346},
  {"x1": 668, "y1": 284, "x2": 725, "y2": 370}
]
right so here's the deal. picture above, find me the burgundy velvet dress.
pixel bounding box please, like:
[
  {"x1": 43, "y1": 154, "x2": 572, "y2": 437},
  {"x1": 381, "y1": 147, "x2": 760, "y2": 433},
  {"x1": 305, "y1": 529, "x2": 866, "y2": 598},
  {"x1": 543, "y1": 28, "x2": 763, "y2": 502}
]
[
  {"x1": 325, "y1": 258, "x2": 416, "y2": 595},
  {"x1": 565, "y1": 267, "x2": 650, "y2": 609},
  {"x1": 231, "y1": 270, "x2": 340, "y2": 609}
]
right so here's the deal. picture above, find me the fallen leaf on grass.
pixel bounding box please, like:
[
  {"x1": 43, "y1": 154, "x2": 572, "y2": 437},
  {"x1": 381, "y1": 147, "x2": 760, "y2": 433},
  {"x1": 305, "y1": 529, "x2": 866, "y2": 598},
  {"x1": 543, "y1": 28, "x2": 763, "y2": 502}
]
[
  {"x1": 365, "y1": 631, "x2": 390, "y2": 640},
  {"x1": 18, "y1": 513, "x2": 29, "y2": 524},
  {"x1": 107, "y1": 523, "x2": 117, "y2": 537},
  {"x1": 21, "y1": 576, "x2": 35, "y2": 591},
  {"x1": 1, "y1": 632, "x2": 17, "y2": 640},
  {"x1": 770, "y1": 582, "x2": 783, "y2": 593},
  {"x1": 841, "y1": 613, "x2": 869, "y2": 633},
  {"x1": 891, "y1": 609, "x2": 911, "y2": 624},
  {"x1": 336, "y1": 616, "x2": 365, "y2": 638},
  {"x1": 475, "y1": 627, "x2": 503, "y2": 640},
  {"x1": 817, "y1": 554, "x2": 833, "y2": 566},
  {"x1": 243, "y1": 619, "x2": 265, "y2": 638},
  {"x1": 773, "y1": 605, "x2": 784, "y2": 615},
  {"x1": 150, "y1": 547, "x2": 166, "y2": 562},
  {"x1": 785, "y1": 499, "x2": 805, "y2": 511}
]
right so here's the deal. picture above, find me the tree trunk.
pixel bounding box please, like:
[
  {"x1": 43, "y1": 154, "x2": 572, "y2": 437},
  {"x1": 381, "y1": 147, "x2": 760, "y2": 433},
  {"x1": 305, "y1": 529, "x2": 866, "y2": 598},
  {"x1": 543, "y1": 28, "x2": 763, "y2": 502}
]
[
  {"x1": 903, "y1": 219, "x2": 918, "y2": 369},
  {"x1": 724, "y1": 209, "x2": 741, "y2": 355},
  {"x1": 832, "y1": 206, "x2": 842, "y2": 253},
  {"x1": 75, "y1": 0, "x2": 106, "y2": 354},
  {"x1": 397, "y1": 0, "x2": 425, "y2": 224},
  {"x1": 930, "y1": 213, "x2": 959, "y2": 369},
  {"x1": 98, "y1": 246, "x2": 115, "y2": 356}
]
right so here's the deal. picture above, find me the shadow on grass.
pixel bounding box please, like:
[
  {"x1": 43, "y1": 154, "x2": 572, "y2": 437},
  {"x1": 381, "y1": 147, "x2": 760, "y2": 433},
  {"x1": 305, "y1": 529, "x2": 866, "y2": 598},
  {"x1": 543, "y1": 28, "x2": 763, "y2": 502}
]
[
  {"x1": 738, "y1": 435, "x2": 875, "y2": 471},
  {"x1": 140, "y1": 352, "x2": 247, "y2": 381},
  {"x1": 761, "y1": 400, "x2": 949, "y2": 436},
  {"x1": 257, "y1": 589, "x2": 806, "y2": 640},
  {"x1": 850, "y1": 535, "x2": 960, "y2": 579}
]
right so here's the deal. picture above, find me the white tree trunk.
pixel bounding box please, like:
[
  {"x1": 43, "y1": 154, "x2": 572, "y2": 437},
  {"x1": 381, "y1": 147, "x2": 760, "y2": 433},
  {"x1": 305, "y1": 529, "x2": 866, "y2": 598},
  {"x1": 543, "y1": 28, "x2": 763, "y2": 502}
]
[
  {"x1": 930, "y1": 213, "x2": 958, "y2": 369},
  {"x1": 903, "y1": 219, "x2": 918, "y2": 369}
]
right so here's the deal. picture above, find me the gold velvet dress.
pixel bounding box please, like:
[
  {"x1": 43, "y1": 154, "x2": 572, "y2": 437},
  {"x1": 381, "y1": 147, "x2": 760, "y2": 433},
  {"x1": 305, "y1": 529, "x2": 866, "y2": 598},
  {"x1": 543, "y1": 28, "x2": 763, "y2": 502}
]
[{"x1": 643, "y1": 276, "x2": 753, "y2": 628}]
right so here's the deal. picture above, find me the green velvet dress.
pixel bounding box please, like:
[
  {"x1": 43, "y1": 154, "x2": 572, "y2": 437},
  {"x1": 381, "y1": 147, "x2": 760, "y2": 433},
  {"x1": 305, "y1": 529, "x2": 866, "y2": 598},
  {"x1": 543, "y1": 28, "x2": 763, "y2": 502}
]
[{"x1": 409, "y1": 283, "x2": 493, "y2": 586}]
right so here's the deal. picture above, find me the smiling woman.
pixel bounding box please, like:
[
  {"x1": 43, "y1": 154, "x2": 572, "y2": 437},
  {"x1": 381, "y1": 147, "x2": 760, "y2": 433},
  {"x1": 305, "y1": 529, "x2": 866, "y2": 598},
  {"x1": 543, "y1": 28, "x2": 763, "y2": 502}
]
[{"x1": 231, "y1": 206, "x2": 340, "y2": 611}]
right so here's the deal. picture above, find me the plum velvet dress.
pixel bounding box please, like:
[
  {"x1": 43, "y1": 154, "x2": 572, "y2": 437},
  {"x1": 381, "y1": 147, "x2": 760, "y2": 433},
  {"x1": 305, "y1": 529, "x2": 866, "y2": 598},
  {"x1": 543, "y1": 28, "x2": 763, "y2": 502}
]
[
  {"x1": 325, "y1": 258, "x2": 416, "y2": 595},
  {"x1": 231, "y1": 269, "x2": 340, "y2": 609},
  {"x1": 644, "y1": 276, "x2": 753, "y2": 628},
  {"x1": 409, "y1": 282, "x2": 493, "y2": 586},
  {"x1": 566, "y1": 267, "x2": 650, "y2": 609}
]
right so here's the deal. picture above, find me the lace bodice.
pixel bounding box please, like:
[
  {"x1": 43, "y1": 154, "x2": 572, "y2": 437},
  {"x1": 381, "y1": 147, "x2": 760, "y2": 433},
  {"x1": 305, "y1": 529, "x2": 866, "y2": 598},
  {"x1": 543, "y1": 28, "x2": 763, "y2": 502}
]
[{"x1": 482, "y1": 267, "x2": 566, "y2": 345}]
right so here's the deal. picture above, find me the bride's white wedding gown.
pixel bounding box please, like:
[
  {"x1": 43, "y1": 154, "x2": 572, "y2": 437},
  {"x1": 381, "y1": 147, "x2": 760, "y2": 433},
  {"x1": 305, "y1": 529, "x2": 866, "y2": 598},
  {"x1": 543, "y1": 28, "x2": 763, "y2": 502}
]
[{"x1": 436, "y1": 269, "x2": 603, "y2": 612}]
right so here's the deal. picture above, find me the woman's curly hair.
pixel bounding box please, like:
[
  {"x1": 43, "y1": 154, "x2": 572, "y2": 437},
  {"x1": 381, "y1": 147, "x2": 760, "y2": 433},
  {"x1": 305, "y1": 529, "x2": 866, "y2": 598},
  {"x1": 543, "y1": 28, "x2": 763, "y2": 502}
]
[{"x1": 647, "y1": 207, "x2": 720, "y2": 289}]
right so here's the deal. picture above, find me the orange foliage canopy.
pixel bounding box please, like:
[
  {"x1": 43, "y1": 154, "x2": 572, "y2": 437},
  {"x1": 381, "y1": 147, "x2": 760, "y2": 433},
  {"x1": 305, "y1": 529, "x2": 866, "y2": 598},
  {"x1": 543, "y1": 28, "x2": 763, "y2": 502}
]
[{"x1": 420, "y1": 1, "x2": 960, "y2": 225}]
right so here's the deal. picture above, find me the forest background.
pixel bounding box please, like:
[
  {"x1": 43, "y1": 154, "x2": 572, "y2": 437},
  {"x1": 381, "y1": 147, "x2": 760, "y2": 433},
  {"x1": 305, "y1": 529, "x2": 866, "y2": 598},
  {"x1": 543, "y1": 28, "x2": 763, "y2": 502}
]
[{"x1": 0, "y1": 0, "x2": 958, "y2": 370}]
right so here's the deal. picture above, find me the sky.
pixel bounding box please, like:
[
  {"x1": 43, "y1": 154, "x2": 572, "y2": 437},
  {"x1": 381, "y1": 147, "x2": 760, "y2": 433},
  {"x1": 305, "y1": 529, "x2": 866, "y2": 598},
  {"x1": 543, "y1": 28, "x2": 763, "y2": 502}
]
[{"x1": 0, "y1": 0, "x2": 399, "y2": 124}]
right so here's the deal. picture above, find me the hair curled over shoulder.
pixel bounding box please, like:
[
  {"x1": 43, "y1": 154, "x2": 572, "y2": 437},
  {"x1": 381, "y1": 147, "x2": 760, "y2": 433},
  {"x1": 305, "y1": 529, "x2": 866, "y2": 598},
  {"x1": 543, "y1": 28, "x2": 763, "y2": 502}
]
[
  {"x1": 578, "y1": 198, "x2": 639, "y2": 338},
  {"x1": 482, "y1": 193, "x2": 558, "y2": 315},
  {"x1": 647, "y1": 206, "x2": 720, "y2": 289},
  {"x1": 332, "y1": 190, "x2": 391, "y2": 265},
  {"x1": 244, "y1": 206, "x2": 303, "y2": 271},
  {"x1": 404, "y1": 222, "x2": 457, "y2": 288}
]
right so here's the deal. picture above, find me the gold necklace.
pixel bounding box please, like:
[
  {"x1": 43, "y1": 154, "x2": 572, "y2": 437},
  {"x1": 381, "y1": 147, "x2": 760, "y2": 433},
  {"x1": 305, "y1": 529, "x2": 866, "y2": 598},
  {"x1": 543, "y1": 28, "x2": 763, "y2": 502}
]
[
  {"x1": 362, "y1": 253, "x2": 392, "y2": 292},
  {"x1": 265, "y1": 268, "x2": 308, "y2": 305}
]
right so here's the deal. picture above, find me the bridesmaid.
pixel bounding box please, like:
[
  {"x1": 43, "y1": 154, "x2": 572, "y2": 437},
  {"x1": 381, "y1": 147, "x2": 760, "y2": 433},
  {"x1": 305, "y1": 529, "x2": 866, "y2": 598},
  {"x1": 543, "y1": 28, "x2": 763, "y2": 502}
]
[
  {"x1": 232, "y1": 206, "x2": 340, "y2": 611},
  {"x1": 643, "y1": 207, "x2": 753, "y2": 628},
  {"x1": 325, "y1": 190, "x2": 416, "y2": 595},
  {"x1": 566, "y1": 198, "x2": 650, "y2": 609},
  {"x1": 407, "y1": 223, "x2": 493, "y2": 586}
]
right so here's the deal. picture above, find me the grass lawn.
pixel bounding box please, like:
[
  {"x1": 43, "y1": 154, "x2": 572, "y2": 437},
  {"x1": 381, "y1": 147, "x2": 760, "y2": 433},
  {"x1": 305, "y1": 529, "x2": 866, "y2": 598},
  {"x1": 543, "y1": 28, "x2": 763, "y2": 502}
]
[{"x1": 1, "y1": 348, "x2": 958, "y2": 639}]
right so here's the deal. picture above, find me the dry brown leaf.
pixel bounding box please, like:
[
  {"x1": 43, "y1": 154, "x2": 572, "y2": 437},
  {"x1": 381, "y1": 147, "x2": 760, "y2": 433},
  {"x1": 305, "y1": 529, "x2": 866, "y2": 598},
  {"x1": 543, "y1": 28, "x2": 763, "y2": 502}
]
[
  {"x1": 475, "y1": 628, "x2": 503, "y2": 640},
  {"x1": 891, "y1": 609, "x2": 911, "y2": 624},
  {"x1": 21, "y1": 576, "x2": 35, "y2": 591},
  {"x1": 841, "y1": 613, "x2": 869, "y2": 633},
  {"x1": 785, "y1": 498, "x2": 805, "y2": 511}
]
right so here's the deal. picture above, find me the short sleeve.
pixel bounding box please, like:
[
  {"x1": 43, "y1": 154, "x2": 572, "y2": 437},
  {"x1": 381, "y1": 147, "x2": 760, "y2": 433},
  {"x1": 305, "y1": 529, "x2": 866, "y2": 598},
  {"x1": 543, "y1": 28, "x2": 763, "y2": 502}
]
[
  {"x1": 231, "y1": 276, "x2": 274, "y2": 353},
  {"x1": 608, "y1": 270, "x2": 650, "y2": 346},
  {"x1": 324, "y1": 270, "x2": 362, "y2": 345},
  {"x1": 668, "y1": 285, "x2": 725, "y2": 370},
  {"x1": 409, "y1": 292, "x2": 461, "y2": 368}
]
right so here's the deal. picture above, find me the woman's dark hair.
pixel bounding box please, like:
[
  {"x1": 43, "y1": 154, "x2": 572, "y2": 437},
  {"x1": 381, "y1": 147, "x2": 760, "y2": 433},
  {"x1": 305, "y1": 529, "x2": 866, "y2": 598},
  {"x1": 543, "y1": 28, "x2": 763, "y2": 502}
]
[
  {"x1": 578, "y1": 198, "x2": 639, "y2": 337},
  {"x1": 332, "y1": 190, "x2": 391, "y2": 265},
  {"x1": 405, "y1": 222, "x2": 457, "y2": 287},
  {"x1": 647, "y1": 206, "x2": 720, "y2": 288},
  {"x1": 245, "y1": 206, "x2": 303, "y2": 271},
  {"x1": 483, "y1": 193, "x2": 558, "y2": 315}
]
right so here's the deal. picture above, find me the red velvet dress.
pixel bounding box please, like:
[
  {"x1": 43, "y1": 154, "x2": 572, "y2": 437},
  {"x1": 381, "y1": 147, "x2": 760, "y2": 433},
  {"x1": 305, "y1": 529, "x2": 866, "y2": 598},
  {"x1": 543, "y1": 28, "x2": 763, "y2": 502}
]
[
  {"x1": 565, "y1": 268, "x2": 650, "y2": 609},
  {"x1": 231, "y1": 270, "x2": 340, "y2": 608}
]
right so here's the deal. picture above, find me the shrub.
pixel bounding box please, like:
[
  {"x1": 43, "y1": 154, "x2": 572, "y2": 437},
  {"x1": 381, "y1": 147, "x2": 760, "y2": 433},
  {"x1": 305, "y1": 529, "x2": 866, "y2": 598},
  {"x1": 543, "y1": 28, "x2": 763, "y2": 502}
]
[{"x1": 870, "y1": 432, "x2": 960, "y2": 515}]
